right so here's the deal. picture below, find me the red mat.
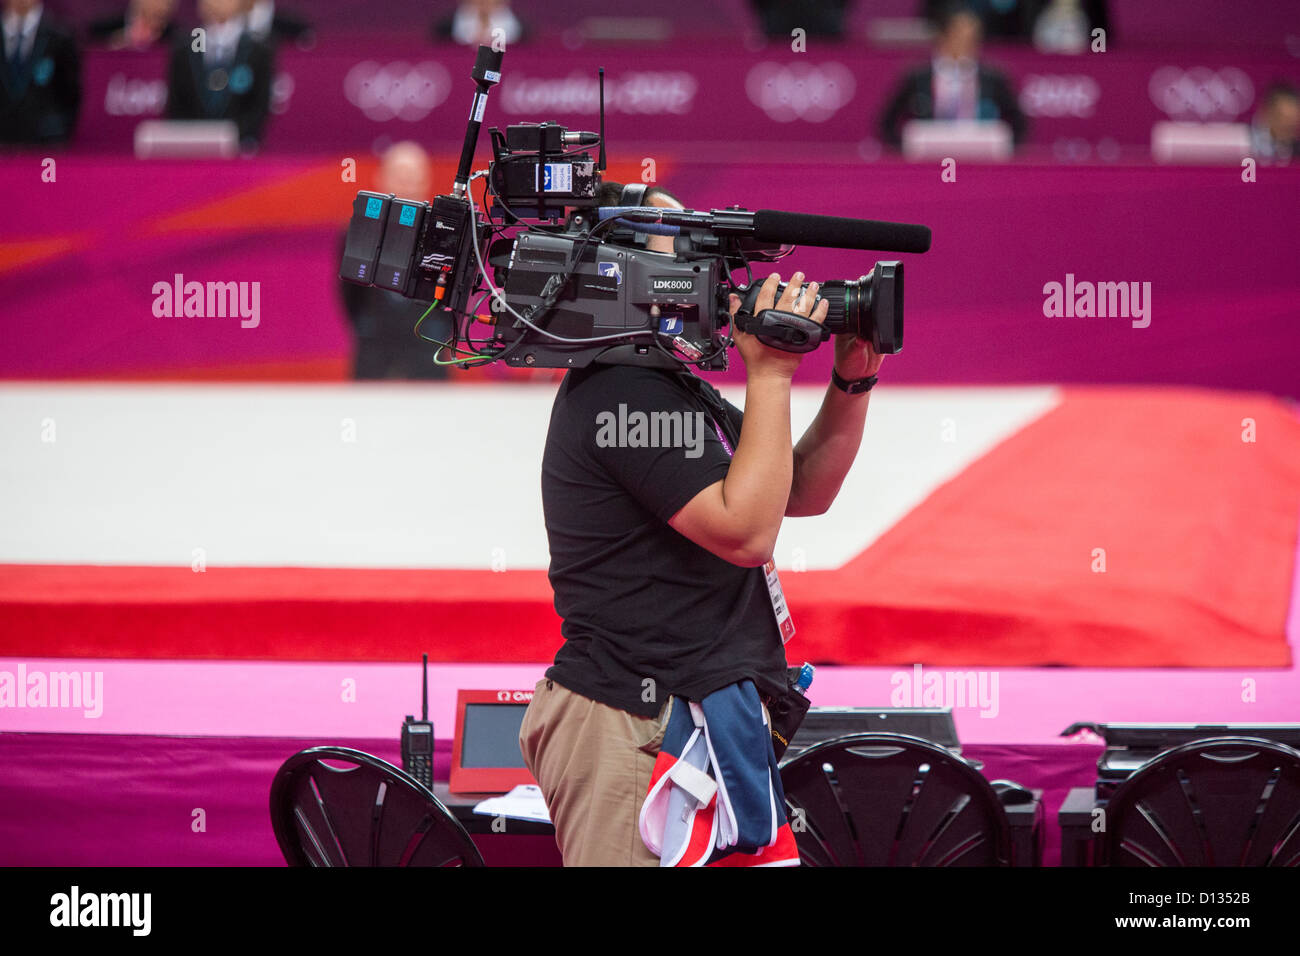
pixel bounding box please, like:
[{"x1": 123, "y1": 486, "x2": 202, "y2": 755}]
[
  {"x1": 786, "y1": 388, "x2": 1298, "y2": 668},
  {"x1": 1, "y1": 388, "x2": 1296, "y2": 667}
]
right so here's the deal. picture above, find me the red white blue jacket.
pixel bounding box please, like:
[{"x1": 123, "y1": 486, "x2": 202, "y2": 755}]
[{"x1": 639, "y1": 680, "x2": 801, "y2": 867}]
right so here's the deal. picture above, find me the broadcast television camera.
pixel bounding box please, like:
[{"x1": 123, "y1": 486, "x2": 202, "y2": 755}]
[{"x1": 339, "y1": 46, "x2": 931, "y2": 372}]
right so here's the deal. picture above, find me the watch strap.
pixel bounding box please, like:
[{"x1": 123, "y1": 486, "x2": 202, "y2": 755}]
[{"x1": 831, "y1": 367, "x2": 878, "y2": 394}]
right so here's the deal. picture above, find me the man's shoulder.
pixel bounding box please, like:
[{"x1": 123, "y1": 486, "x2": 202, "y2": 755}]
[
  {"x1": 236, "y1": 31, "x2": 275, "y2": 62},
  {"x1": 560, "y1": 363, "x2": 696, "y2": 408},
  {"x1": 977, "y1": 62, "x2": 1013, "y2": 88},
  {"x1": 549, "y1": 364, "x2": 710, "y2": 453},
  {"x1": 37, "y1": 14, "x2": 78, "y2": 45},
  {"x1": 167, "y1": 33, "x2": 195, "y2": 59},
  {"x1": 902, "y1": 63, "x2": 933, "y2": 84}
]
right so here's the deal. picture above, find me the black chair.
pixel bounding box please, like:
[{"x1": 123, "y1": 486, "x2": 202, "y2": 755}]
[
  {"x1": 270, "y1": 746, "x2": 484, "y2": 867},
  {"x1": 1095, "y1": 736, "x2": 1300, "y2": 867},
  {"x1": 780, "y1": 733, "x2": 1013, "y2": 866}
]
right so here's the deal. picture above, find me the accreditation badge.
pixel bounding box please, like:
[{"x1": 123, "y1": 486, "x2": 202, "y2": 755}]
[{"x1": 764, "y1": 559, "x2": 795, "y2": 644}]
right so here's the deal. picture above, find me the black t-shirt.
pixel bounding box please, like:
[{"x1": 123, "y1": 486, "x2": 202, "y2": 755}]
[{"x1": 541, "y1": 362, "x2": 790, "y2": 717}]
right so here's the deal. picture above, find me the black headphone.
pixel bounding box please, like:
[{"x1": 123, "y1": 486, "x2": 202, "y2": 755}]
[
  {"x1": 617, "y1": 182, "x2": 648, "y2": 207},
  {"x1": 608, "y1": 182, "x2": 650, "y2": 248}
]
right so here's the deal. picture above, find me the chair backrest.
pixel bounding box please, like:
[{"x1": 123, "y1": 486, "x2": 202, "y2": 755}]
[
  {"x1": 779, "y1": 732, "x2": 1012, "y2": 866},
  {"x1": 1096, "y1": 736, "x2": 1300, "y2": 867},
  {"x1": 269, "y1": 746, "x2": 484, "y2": 867}
]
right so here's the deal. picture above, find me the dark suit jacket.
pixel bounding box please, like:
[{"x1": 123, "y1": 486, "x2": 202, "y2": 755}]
[
  {"x1": 337, "y1": 229, "x2": 452, "y2": 380},
  {"x1": 0, "y1": 12, "x2": 81, "y2": 144},
  {"x1": 257, "y1": 10, "x2": 312, "y2": 44},
  {"x1": 164, "y1": 31, "x2": 273, "y2": 146},
  {"x1": 878, "y1": 62, "x2": 1027, "y2": 148}
]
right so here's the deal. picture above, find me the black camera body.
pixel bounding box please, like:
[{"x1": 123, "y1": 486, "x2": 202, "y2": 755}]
[
  {"x1": 494, "y1": 229, "x2": 731, "y2": 370},
  {"x1": 338, "y1": 45, "x2": 928, "y2": 373}
]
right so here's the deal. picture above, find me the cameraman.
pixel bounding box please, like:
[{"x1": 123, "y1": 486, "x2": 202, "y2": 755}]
[{"x1": 519, "y1": 185, "x2": 884, "y2": 866}]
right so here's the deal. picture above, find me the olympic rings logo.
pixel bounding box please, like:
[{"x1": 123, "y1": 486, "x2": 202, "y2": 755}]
[
  {"x1": 745, "y1": 61, "x2": 856, "y2": 123},
  {"x1": 1148, "y1": 67, "x2": 1254, "y2": 121},
  {"x1": 344, "y1": 61, "x2": 452, "y2": 122}
]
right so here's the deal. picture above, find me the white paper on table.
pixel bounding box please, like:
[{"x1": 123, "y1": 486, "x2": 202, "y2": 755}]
[{"x1": 472, "y1": 784, "x2": 552, "y2": 823}]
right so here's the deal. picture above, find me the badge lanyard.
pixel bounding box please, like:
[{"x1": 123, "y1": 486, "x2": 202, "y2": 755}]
[{"x1": 710, "y1": 416, "x2": 796, "y2": 645}]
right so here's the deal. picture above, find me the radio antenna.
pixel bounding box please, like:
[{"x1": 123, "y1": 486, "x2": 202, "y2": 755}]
[
  {"x1": 598, "y1": 67, "x2": 607, "y2": 173},
  {"x1": 421, "y1": 653, "x2": 429, "y2": 722}
]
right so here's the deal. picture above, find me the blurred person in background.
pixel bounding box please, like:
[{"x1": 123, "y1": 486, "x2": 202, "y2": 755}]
[
  {"x1": 1031, "y1": 0, "x2": 1088, "y2": 53},
  {"x1": 241, "y1": 0, "x2": 312, "y2": 47},
  {"x1": 433, "y1": 0, "x2": 526, "y2": 47},
  {"x1": 1030, "y1": 0, "x2": 1108, "y2": 51},
  {"x1": 879, "y1": 2, "x2": 1025, "y2": 150},
  {"x1": 922, "y1": 0, "x2": 1107, "y2": 43},
  {"x1": 0, "y1": 0, "x2": 80, "y2": 145},
  {"x1": 163, "y1": 0, "x2": 273, "y2": 149},
  {"x1": 338, "y1": 142, "x2": 453, "y2": 382},
  {"x1": 923, "y1": 0, "x2": 1030, "y2": 39},
  {"x1": 87, "y1": 0, "x2": 177, "y2": 50},
  {"x1": 1250, "y1": 82, "x2": 1298, "y2": 166}
]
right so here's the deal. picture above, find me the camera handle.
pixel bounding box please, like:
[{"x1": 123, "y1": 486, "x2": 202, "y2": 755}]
[{"x1": 732, "y1": 308, "x2": 828, "y2": 354}]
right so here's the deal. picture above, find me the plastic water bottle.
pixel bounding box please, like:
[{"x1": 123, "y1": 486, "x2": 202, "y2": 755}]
[{"x1": 795, "y1": 662, "x2": 814, "y2": 695}]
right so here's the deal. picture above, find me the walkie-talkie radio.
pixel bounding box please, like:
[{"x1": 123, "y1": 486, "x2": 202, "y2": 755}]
[{"x1": 401, "y1": 653, "x2": 434, "y2": 790}]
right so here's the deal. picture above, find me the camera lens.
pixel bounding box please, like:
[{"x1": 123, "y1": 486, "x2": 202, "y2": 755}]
[
  {"x1": 818, "y1": 262, "x2": 904, "y2": 354},
  {"x1": 734, "y1": 261, "x2": 904, "y2": 355},
  {"x1": 815, "y1": 278, "x2": 866, "y2": 339}
]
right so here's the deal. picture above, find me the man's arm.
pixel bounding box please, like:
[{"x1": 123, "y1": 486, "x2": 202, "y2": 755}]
[
  {"x1": 54, "y1": 28, "x2": 82, "y2": 131},
  {"x1": 668, "y1": 273, "x2": 824, "y2": 567},
  {"x1": 985, "y1": 68, "x2": 1027, "y2": 145},
  {"x1": 878, "y1": 68, "x2": 925, "y2": 149},
  {"x1": 669, "y1": 371, "x2": 793, "y2": 567},
  {"x1": 785, "y1": 333, "x2": 884, "y2": 517},
  {"x1": 164, "y1": 44, "x2": 191, "y2": 119},
  {"x1": 241, "y1": 41, "x2": 274, "y2": 145}
]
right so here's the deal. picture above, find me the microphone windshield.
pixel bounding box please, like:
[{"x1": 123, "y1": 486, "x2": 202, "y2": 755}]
[{"x1": 752, "y1": 209, "x2": 932, "y2": 253}]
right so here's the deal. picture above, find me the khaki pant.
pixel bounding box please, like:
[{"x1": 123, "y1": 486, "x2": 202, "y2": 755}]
[
  {"x1": 519, "y1": 676, "x2": 770, "y2": 867},
  {"x1": 519, "y1": 678, "x2": 673, "y2": 867}
]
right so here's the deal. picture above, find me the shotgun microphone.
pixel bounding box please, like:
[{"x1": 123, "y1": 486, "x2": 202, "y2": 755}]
[
  {"x1": 751, "y1": 209, "x2": 932, "y2": 254},
  {"x1": 597, "y1": 206, "x2": 932, "y2": 254}
]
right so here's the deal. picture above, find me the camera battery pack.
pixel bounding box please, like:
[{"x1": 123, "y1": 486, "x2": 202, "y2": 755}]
[
  {"x1": 340, "y1": 190, "x2": 392, "y2": 285},
  {"x1": 375, "y1": 200, "x2": 429, "y2": 296}
]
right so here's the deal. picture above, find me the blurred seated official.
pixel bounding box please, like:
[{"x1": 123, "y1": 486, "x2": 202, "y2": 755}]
[
  {"x1": 921, "y1": 0, "x2": 1109, "y2": 43},
  {"x1": 923, "y1": 0, "x2": 1031, "y2": 39},
  {"x1": 1250, "y1": 82, "x2": 1299, "y2": 166},
  {"x1": 1030, "y1": 0, "x2": 1093, "y2": 53},
  {"x1": 0, "y1": 0, "x2": 80, "y2": 145},
  {"x1": 433, "y1": 0, "x2": 526, "y2": 47},
  {"x1": 879, "y1": 2, "x2": 1026, "y2": 150},
  {"x1": 87, "y1": 0, "x2": 177, "y2": 51},
  {"x1": 337, "y1": 142, "x2": 452, "y2": 381},
  {"x1": 163, "y1": 0, "x2": 273, "y2": 149}
]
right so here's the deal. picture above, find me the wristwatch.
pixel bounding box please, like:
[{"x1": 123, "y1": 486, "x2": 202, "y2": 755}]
[{"x1": 831, "y1": 367, "x2": 878, "y2": 394}]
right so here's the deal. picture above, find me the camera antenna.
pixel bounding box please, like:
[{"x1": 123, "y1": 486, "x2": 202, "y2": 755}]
[
  {"x1": 598, "y1": 67, "x2": 607, "y2": 173},
  {"x1": 421, "y1": 653, "x2": 429, "y2": 722}
]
